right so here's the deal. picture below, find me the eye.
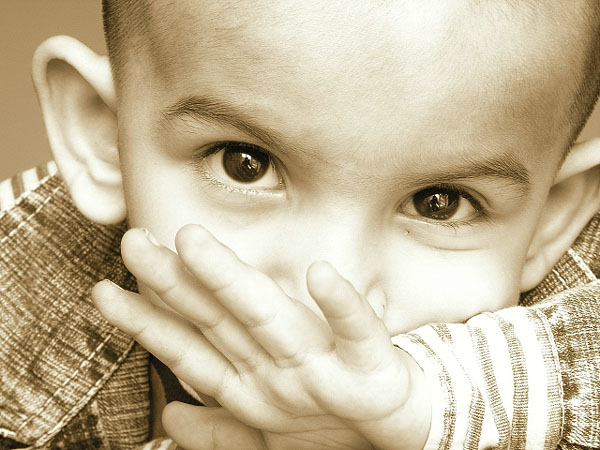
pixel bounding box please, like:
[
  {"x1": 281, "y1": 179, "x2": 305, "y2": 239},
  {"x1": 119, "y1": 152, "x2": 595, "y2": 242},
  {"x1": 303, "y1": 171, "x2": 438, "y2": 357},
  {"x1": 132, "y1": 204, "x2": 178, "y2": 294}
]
[
  {"x1": 414, "y1": 187, "x2": 459, "y2": 220},
  {"x1": 400, "y1": 185, "x2": 482, "y2": 223},
  {"x1": 222, "y1": 144, "x2": 269, "y2": 183},
  {"x1": 201, "y1": 142, "x2": 282, "y2": 190}
]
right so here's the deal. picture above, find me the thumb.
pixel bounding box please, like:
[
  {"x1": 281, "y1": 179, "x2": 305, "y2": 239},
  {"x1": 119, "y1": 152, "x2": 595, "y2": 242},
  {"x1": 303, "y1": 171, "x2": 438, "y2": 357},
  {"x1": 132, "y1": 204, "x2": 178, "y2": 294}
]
[{"x1": 162, "y1": 403, "x2": 267, "y2": 450}]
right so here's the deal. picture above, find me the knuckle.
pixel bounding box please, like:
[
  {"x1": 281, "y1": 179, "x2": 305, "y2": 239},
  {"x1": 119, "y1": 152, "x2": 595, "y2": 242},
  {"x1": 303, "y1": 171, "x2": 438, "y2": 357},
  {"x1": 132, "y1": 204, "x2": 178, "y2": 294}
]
[
  {"x1": 212, "y1": 366, "x2": 236, "y2": 402},
  {"x1": 198, "y1": 311, "x2": 228, "y2": 332},
  {"x1": 209, "y1": 274, "x2": 238, "y2": 298},
  {"x1": 273, "y1": 352, "x2": 305, "y2": 369},
  {"x1": 152, "y1": 274, "x2": 179, "y2": 298},
  {"x1": 160, "y1": 346, "x2": 187, "y2": 373},
  {"x1": 233, "y1": 353, "x2": 262, "y2": 373},
  {"x1": 244, "y1": 309, "x2": 278, "y2": 331}
]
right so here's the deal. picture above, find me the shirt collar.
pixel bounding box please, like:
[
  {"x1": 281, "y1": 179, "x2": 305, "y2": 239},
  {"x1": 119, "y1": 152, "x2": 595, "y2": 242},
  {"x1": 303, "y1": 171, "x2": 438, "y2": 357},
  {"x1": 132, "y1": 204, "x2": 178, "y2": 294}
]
[
  {"x1": 0, "y1": 173, "x2": 138, "y2": 447},
  {"x1": 520, "y1": 212, "x2": 600, "y2": 306}
]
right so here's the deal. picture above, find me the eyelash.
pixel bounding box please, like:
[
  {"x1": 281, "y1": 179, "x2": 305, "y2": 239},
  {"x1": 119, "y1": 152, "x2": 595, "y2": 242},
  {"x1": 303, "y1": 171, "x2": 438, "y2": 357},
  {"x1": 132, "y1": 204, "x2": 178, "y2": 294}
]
[
  {"x1": 193, "y1": 143, "x2": 285, "y2": 197},
  {"x1": 193, "y1": 143, "x2": 490, "y2": 229},
  {"x1": 198, "y1": 171, "x2": 280, "y2": 197},
  {"x1": 409, "y1": 183, "x2": 489, "y2": 229}
]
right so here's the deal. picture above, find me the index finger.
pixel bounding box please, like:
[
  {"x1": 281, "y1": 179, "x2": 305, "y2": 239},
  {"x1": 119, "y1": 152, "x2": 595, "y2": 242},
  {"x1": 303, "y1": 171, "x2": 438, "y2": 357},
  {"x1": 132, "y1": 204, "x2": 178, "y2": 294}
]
[
  {"x1": 175, "y1": 224, "x2": 330, "y2": 365},
  {"x1": 307, "y1": 261, "x2": 394, "y2": 369}
]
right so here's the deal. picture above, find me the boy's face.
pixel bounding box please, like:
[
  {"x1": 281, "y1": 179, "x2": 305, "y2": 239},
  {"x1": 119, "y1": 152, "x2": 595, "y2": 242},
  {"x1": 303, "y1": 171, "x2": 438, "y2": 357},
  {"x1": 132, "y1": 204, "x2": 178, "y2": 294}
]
[{"x1": 117, "y1": 0, "x2": 580, "y2": 333}]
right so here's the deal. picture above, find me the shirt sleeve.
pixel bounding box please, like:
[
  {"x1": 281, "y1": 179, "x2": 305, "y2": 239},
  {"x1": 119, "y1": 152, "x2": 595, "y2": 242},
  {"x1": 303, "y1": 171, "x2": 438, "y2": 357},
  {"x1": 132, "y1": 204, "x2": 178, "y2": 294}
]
[
  {"x1": 392, "y1": 280, "x2": 600, "y2": 450},
  {"x1": 138, "y1": 437, "x2": 180, "y2": 450}
]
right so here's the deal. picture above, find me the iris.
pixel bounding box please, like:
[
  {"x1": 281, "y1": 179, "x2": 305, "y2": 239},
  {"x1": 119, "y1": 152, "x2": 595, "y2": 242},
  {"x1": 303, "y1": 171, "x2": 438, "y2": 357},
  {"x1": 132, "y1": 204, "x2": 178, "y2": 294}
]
[
  {"x1": 413, "y1": 187, "x2": 460, "y2": 220},
  {"x1": 221, "y1": 143, "x2": 271, "y2": 183}
]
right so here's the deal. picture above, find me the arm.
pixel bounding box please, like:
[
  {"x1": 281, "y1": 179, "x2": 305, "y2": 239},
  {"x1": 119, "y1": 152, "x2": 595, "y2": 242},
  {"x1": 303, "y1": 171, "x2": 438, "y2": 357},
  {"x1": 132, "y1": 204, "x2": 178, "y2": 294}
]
[{"x1": 393, "y1": 280, "x2": 600, "y2": 449}]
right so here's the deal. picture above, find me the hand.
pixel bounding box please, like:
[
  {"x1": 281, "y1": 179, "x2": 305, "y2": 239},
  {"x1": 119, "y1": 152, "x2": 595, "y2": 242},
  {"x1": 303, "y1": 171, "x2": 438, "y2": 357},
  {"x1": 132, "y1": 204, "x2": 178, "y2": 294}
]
[
  {"x1": 161, "y1": 404, "x2": 362, "y2": 450},
  {"x1": 92, "y1": 225, "x2": 430, "y2": 450}
]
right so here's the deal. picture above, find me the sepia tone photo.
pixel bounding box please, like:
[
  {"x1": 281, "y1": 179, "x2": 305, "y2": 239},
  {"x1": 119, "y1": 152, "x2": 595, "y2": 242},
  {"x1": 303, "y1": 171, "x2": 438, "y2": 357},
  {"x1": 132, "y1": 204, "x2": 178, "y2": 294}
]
[{"x1": 1, "y1": 1, "x2": 600, "y2": 449}]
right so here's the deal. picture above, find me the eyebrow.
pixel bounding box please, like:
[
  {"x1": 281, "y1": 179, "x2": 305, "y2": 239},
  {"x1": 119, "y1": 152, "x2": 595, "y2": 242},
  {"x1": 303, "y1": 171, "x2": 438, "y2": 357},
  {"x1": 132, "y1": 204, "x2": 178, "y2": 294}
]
[
  {"x1": 161, "y1": 95, "x2": 531, "y2": 195},
  {"x1": 162, "y1": 95, "x2": 303, "y2": 157},
  {"x1": 405, "y1": 153, "x2": 531, "y2": 196}
]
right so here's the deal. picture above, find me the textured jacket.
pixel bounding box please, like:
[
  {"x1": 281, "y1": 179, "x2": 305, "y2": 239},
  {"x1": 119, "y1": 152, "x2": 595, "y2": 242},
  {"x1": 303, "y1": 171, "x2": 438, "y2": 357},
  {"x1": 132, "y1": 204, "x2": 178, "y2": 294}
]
[{"x1": 0, "y1": 165, "x2": 599, "y2": 449}]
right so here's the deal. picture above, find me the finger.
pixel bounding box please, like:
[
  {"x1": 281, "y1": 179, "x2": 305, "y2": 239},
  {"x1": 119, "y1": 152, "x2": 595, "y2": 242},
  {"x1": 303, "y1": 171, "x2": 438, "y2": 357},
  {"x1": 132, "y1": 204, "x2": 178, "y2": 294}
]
[
  {"x1": 92, "y1": 279, "x2": 237, "y2": 399},
  {"x1": 120, "y1": 228, "x2": 267, "y2": 369},
  {"x1": 306, "y1": 261, "x2": 392, "y2": 368},
  {"x1": 175, "y1": 224, "x2": 329, "y2": 363},
  {"x1": 162, "y1": 403, "x2": 267, "y2": 450}
]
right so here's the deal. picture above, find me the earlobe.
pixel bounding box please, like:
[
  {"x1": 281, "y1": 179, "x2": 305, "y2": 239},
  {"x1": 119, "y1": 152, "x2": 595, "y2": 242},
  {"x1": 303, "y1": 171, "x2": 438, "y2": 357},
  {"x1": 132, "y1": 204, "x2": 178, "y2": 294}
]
[
  {"x1": 520, "y1": 138, "x2": 600, "y2": 291},
  {"x1": 32, "y1": 35, "x2": 126, "y2": 224}
]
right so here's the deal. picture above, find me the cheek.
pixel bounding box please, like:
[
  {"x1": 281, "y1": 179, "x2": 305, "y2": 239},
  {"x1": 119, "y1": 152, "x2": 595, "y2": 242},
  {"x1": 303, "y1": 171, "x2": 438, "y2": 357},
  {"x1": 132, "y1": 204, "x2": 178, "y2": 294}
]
[
  {"x1": 122, "y1": 156, "x2": 213, "y2": 247},
  {"x1": 381, "y1": 249, "x2": 524, "y2": 334}
]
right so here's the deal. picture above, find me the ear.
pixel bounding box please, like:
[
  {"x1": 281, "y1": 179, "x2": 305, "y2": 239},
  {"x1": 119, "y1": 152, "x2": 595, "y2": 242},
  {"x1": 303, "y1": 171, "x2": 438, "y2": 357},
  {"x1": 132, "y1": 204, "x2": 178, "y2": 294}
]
[
  {"x1": 32, "y1": 35, "x2": 126, "y2": 224},
  {"x1": 520, "y1": 137, "x2": 600, "y2": 291}
]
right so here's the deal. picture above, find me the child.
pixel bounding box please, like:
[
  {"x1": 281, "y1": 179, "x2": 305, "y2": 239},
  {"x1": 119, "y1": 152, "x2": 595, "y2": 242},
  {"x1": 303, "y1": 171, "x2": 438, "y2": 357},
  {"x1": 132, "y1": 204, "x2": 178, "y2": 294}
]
[{"x1": 1, "y1": 0, "x2": 599, "y2": 448}]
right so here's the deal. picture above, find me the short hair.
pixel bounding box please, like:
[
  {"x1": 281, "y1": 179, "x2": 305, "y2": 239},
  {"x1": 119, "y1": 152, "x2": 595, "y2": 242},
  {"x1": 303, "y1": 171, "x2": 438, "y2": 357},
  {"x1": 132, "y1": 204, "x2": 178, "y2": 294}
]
[
  {"x1": 101, "y1": 0, "x2": 147, "y2": 89},
  {"x1": 102, "y1": 0, "x2": 600, "y2": 154}
]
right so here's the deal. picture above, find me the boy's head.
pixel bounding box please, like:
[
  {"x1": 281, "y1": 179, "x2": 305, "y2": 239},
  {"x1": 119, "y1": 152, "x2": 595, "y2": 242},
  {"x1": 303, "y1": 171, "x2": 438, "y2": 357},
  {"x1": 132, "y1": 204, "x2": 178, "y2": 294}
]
[
  {"x1": 33, "y1": 1, "x2": 600, "y2": 333},
  {"x1": 102, "y1": 0, "x2": 600, "y2": 156}
]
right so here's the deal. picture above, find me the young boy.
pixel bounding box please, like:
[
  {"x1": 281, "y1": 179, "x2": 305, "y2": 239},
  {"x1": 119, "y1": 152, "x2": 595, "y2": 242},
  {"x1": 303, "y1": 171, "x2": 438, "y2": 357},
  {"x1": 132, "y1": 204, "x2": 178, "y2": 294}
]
[{"x1": 2, "y1": 0, "x2": 600, "y2": 449}]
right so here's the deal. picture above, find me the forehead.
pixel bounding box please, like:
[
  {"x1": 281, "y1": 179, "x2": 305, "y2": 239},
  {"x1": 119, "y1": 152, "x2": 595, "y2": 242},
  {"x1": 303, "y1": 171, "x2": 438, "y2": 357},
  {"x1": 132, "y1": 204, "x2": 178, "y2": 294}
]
[{"x1": 127, "y1": 0, "x2": 584, "y2": 169}]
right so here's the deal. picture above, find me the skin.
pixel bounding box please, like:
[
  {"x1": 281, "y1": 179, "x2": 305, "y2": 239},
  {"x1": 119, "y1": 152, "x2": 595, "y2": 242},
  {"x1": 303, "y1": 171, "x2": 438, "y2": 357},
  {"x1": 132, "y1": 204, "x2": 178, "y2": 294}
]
[
  {"x1": 117, "y1": 0, "x2": 578, "y2": 330},
  {"x1": 89, "y1": 0, "x2": 593, "y2": 448}
]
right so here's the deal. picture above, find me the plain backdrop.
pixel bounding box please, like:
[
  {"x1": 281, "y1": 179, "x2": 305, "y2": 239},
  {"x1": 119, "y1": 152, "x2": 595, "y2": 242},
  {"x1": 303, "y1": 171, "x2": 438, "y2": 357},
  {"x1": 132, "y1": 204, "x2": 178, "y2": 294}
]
[
  {"x1": 1, "y1": 1, "x2": 106, "y2": 182},
  {"x1": 1, "y1": 1, "x2": 600, "y2": 182}
]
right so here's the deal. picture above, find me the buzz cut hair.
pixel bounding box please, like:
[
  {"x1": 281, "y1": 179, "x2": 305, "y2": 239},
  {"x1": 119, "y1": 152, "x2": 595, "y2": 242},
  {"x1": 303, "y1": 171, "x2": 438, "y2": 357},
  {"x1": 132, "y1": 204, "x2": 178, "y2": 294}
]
[
  {"x1": 101, "y1": 0, "x2": 148, "y2": 88},
  {"x1": 101, "y1": 0, "x2": 600, "y2": 153}
]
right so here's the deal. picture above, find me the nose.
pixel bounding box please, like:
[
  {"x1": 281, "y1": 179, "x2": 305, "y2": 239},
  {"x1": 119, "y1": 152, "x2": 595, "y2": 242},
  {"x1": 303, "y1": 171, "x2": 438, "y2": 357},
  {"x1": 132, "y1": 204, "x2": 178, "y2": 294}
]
[{"x1": 259, "y1": 208, "x2": 386, "y2": 318}]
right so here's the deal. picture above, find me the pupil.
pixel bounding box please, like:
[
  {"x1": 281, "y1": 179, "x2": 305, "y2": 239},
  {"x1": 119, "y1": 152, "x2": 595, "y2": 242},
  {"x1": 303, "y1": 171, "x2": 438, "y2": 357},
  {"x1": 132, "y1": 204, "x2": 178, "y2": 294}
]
[
  {"x1": 222, "y1": 145, "x2": 270, "y2": 183},
  {"x1": 413, "y1": 188, "x2": 459, "y2": 220}
]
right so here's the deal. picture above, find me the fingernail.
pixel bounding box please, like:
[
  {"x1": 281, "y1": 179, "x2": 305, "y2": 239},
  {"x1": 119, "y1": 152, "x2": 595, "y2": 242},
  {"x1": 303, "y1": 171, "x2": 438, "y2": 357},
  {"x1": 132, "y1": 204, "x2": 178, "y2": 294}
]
[
  {"x1": 142, "y1": 228, "x2": 161, "y2": 246},
  {"x1": 104, "y1": 279, "x2": 125, "y2": 291}
]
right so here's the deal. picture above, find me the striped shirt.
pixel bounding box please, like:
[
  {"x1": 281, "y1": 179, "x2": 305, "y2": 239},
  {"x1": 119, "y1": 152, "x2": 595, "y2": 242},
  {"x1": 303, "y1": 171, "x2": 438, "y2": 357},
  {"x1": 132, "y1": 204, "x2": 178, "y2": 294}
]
[
  {"x1": 393, "y1": 309, "x2": 562, "y2": 448},
  {"x1": 392, "y1": 218, "x2": 600, "y2": 448},
  {"x1": 1, "y1": 165, "x2": 599, "y2": 449},
  {"x1": 0, "y1": 162, "x2": 57, "y2": 212}
]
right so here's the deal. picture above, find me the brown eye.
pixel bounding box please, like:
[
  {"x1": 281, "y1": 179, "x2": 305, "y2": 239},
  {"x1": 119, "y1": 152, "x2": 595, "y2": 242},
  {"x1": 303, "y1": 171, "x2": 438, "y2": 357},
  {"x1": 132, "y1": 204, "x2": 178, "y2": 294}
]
[
  {"x1": 413, "y1": 187, "x2": 460, "y2": 220},
  {"x1": 222, "y1": 143, "x2": 271, "y2": 183},
  {"x1": 201, "y1": 141, "x2": 282, "y2": 193}
]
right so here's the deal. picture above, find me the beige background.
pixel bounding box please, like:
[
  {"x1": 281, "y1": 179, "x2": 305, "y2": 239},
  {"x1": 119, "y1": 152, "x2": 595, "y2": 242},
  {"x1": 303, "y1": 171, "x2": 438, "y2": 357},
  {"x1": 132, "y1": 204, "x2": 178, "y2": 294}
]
[
  {"x1": 1, "y1": 1, "x2": 106, "y2": 181},
  {"x1": 1, "y1": 1, "x2": 600, "y2": 182}
]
